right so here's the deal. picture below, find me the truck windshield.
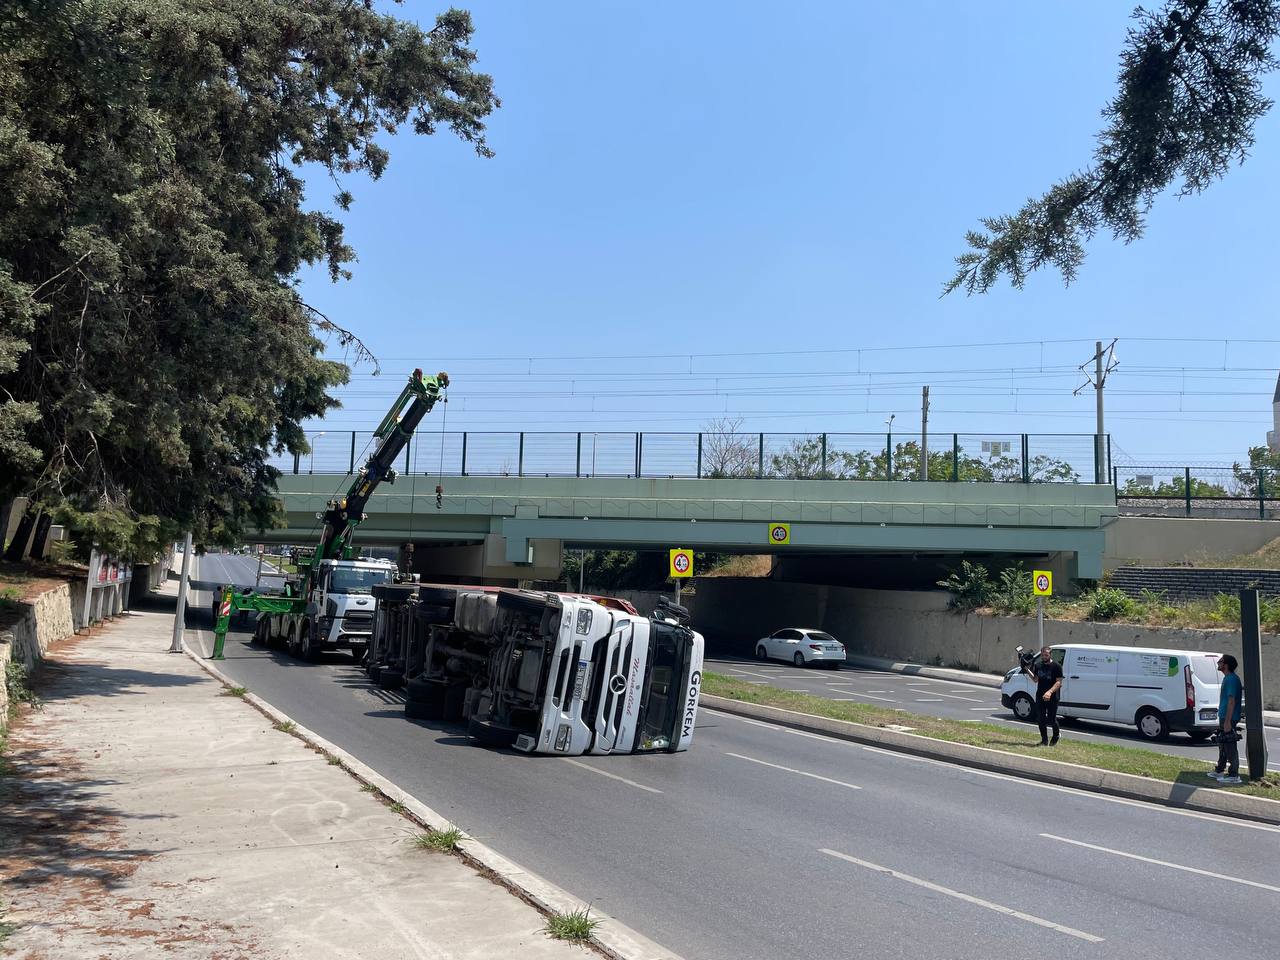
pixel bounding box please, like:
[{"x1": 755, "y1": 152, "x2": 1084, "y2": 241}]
[
  {"x1": 328, "y1": 567, "x2": 392, "y2": 595},
  {"x1": 637, "y1": 622, "x2": 692, "y2": 751}
]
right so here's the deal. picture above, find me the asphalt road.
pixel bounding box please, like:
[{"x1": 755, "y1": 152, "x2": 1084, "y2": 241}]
[
  {"x1": 703, "y1": 656, "x2": 1280, "y2": 769},
  {"x1": 188, "y1": 555, "x2": 1280, "y2": 960}
]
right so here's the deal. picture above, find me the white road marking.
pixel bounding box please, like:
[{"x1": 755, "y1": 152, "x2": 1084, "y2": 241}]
[
  {"x1": 865, "y1": 690, "x2": 893, "y2": 694},
  {"x1": 724, "y1": 753, "x2": 861, "y2": 790},
  {"x1": 934, "y1": 693, "x2": 987, "y2": 703},
  {"x1": 734, "y1": 716, "x2": 784, "y2": 731},
  {"x1": 970, "y1": 707, "x2": 997, "y2": 711},
  {"x1": 561, "y1": 759, "x2": 662, "y2": 794},
  {"x1": 914, "y1": 698, "x2": 944, "y2": 702},
  {"x1": 831, "y1": 698, "x2": 858, "y2": 701},
  {"x1": 820, "y1": 849, "x2": 1104, "y2": 943},
  {"x1": 706, "y1": 710, "x2": 1280, "y2": 833},
  {"x1": 785, "y1": 729, "x2": 845, "y2": 745},
  {"x1": 1040, "y1": 834, "x2": 1280, "y2": 894},
  {"x1": 858, "y1": 694, "x2": 898, "y2": 703}
]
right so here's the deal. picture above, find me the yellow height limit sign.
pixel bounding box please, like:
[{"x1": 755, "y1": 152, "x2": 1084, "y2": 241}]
[
  {"x1": 1033, "y1": 570, "x2": 1053, "y2": 597},
  {"x1": 669, "y1": 548, "x2": 694, "y2": 579}
]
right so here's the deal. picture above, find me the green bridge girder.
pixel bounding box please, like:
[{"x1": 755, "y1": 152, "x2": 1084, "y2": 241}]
[{"x1": 269, "y1": 475, "x2": 1116, "y2": 579}]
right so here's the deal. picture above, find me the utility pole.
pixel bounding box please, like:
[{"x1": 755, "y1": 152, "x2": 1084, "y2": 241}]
[
  {"x1": 169, "y1": 531, "x2": 193, "y2": 653},
  {"x1": 920, "y1": 386, "x2": 930, "y2": 480},
  {"x1": 1075, "y1": 339, "x2": 1118, "y2": 484}
]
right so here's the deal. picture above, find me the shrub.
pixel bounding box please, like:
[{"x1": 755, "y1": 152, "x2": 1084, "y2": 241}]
[
  {"x1": 990, "y1": 564, "x2": 1036, "y2": 617},
  {"x1": 1089, "y1": 588, "x2": 1136, "y2": 621},
  {"x1": 937, "y1": 561, "x2": 992, "y2": 611}
]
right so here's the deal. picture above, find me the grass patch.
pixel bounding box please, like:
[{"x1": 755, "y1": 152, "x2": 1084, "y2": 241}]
[
  {"x1": 413, "y1": 826, "x2": 463, "y2": 852},
  {"x1": 543, "y1": 908, "x2": 601, "y2": 944},
  {"x1": 701, "y1": 672, "x2": 1280, "y2": 799},
  {"x1": 272, "y1": 719, "x2": 296, "y2": 734},
  {"x1": 361, "y1": 782, "x2": 378, "y2": 792},
  {"x1": 220, "y1": 686, "x2": 248, "y2": 698},
  {"x1": 327, "y1": 755, "x2": 342, "y2": 766},
  {"x1": 0, "y1": 915, "x2": 16, "y2": 943},
  {"x1": 388, "y1": 801, "x2": 406, "y2": 815}
]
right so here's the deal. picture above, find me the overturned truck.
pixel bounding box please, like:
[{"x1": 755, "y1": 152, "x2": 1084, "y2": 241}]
[{"x1": 368, "y1": 585, "x2": 704, "y2": 755}]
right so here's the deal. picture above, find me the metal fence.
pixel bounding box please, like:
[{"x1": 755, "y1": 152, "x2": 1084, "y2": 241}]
[
  {"x1": 1114, "y1": 465, "x2": 1279, "y2": 519},
  {"x1": 275, "y1": 430, "x2": 1111, "y2": 484}
]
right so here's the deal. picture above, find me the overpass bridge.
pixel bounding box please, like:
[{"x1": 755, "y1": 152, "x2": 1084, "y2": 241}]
[{"x1": 268, "y1": 469, "x2": 1116, "y2": 584}]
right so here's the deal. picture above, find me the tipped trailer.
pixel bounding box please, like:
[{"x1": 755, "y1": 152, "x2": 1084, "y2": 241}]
[{"x1": 370, "y1": 584, "x2": 705, "y2": 754}]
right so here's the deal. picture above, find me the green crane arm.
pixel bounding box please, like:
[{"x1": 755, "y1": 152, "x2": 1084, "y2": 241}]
[{"x1": 309, "y1": 368, "x2": 448, "y2": 576}]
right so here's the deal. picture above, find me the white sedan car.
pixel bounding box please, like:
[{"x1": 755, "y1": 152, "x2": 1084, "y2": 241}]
[{"x1": 756, "y1": 628, "x2": 846, "y2": 669}]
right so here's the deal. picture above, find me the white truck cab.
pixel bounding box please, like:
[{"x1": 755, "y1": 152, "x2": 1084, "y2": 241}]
[
  {"x1": 309, "y1": 558, "x2": 397, "y2": 655},
  {"x1": 1001, "y1": 643, "x2": 1222, "y2": 741},
  {"x1": 255, "y1": 556, "x2": 396, "y2": 661}
]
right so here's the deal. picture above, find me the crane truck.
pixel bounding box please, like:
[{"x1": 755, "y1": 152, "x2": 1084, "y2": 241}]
[
  {"x1": 368, "y1": 582, "x2": 705, "y2": 755},
  {"x1": 209, "y1": 369, "x2": 448, "y2": 661}
]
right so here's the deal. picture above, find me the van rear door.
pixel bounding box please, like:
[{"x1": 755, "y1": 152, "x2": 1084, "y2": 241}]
[{"x1": 1060, "y1": 648, "x2": 1118, "y2": 720}]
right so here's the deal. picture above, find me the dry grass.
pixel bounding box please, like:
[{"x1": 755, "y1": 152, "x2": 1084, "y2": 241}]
[{"x1": 703, "y1": 555, "x2": 773, "y2": 578}]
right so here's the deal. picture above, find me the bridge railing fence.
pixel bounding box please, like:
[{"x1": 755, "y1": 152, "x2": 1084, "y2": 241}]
[
  {"x1": 1114, "y1": 464, "x2": 1279, "y2": 519},
  {"x1": 270, "y1": 430, "x2": 1115, "y2": 485}
]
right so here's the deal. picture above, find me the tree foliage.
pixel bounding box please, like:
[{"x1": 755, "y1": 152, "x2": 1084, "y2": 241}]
[
  {"x1": 1232, "y1": 444, "x2": 1280, "y2": 495},
  {"x1": 0, "y1": 0, "x2": 498, "y2": 555},
  {"x1": 947, "y1": 0, "x2": 1279, "y2": 294},
  {"x1": 766, "y1": 435, "x2": 1079, "y2": 483}
]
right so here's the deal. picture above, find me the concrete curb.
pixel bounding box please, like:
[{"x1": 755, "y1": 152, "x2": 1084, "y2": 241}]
[
  {"x1": 844, "y1": 653, "x2": 1003, "y2": 688},
  {"x1": 700, "y1": 693, "x2": 1280, "y2": 826},
  {"x1": 844, "y1": 653, "x2": 1280, "y2": 729},
  {"x1": 184, "y1": 646, "x2": 682, "y2": 960}
]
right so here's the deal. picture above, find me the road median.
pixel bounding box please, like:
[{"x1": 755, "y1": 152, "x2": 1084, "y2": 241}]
[{"x1": 701, "y1": 672, "x2": 1280, "y2": 824}]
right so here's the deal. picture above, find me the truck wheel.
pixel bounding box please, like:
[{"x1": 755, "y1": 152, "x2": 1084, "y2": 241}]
[
  {"x1": 443, "y1": 683, "x2": 467, "y2": 721},
  {"x1": 378, "y1": 665, "x2": 404, "y2": 690},
  {"x1": 299, "y1": 621, "x2": 319, "y2": 662},
  {"x1": 251, "y1": 616, "x2": 266, "y2": 645},
  {"x1": 349, "y1": 644, "x2": 367, "y2": 665},
  {"x1": 468, "y1": 716, "x2": 522, "y2": 749},
  {"x1": 405, "y1": 678, "x2": 448, "y2": 720},
  {"x1": 285, "y1": 624, "x2": 301, "y2": 658}
]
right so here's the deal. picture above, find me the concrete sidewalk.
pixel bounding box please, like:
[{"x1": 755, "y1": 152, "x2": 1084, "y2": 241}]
[{"x1": 0, "y1": 590, "x2": 588, "y2": 959}]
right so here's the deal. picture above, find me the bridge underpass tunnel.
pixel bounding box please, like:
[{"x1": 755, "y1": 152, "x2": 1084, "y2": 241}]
[
  {"x1": 402, "y1": 534, "x2": 563, "y2": 586},
  {"x1": 692, "y1": 547, "x2": 1084, "y2": 669}
]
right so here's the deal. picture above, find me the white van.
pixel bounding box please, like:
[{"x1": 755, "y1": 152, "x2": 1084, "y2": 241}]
[{"x1": 1000, "y1": 644, "x2": 1222, "y2": 741}]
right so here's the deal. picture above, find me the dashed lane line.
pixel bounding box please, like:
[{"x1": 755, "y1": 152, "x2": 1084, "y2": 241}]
[
  {"x1": 561, "y1": 758, "x2": 662, "y2": 795},
  {"x1": 1040, "y1": 834, "x2": 1280, "y2": 894},
  {"x1": 819, "y1": 849, "x2": 1105, "y2": 943},
  {"x1": 724, "y1": 752, "x2": 861, "y2": 791}
]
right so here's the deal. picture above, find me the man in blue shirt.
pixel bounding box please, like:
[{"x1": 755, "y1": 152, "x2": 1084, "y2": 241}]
[{"x1": 1211, "y1": 654, "x2": 1244, "y2": 785}]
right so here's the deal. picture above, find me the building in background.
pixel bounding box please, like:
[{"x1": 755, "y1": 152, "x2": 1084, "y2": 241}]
[{"x1": 1270, "y1": 372, "x2": 1280, "y2": 453}]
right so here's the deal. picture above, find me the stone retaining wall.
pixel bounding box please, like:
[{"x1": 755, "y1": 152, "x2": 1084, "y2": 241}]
[{"x1": 1, "y1": 579, "x2": 87, "y2": 727}]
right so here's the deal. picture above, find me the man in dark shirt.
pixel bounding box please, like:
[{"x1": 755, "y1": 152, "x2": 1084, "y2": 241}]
[{"x1": 1025, "y1": 646, "x2": 1064, "y2": 746}]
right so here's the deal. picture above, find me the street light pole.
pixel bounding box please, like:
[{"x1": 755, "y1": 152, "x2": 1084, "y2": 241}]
[
  {"x1": 169, "y1": 531, "x2": 193, "y2": 653},
  {"x1": 309, "y1": 431, "x2": 326, "y2": 474}
]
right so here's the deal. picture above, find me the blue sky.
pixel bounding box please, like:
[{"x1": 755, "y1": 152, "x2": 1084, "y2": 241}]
[{"x1": 294, "y1": 1, "x2": 1280, "y2": 472}]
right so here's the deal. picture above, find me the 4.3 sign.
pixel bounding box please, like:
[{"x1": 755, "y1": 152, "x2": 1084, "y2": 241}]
[
  {"x1": 1032, "y1": 570, "x2": 1053, "y2": 597},
  {"x1": 669, "y1": 548, "x2": 694, "y2": 579}
]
